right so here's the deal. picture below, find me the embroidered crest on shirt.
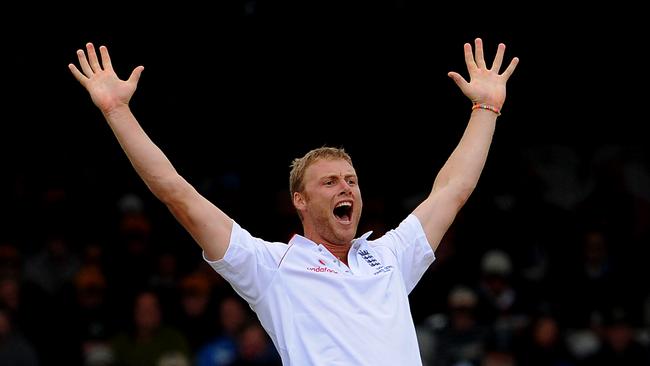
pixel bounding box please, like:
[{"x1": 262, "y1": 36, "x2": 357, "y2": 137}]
[
  {"x1": 358, "y1": 250, "x2": 381, "y2": 267},
  {"x1": 358, "y1": 249, "x2": 394, "y2": 275}
]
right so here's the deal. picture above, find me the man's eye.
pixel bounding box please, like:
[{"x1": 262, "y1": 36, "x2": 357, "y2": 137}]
[
  {"x1": 347, "y1": 179, "x2": 356, "y2": 185},
  {"x1": 325, "y1": 181, "x2": 334, "y2": 186}
]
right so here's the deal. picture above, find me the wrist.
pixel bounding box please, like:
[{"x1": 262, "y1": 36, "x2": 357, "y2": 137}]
[
  {"x1": 471, "y1": 102, "x2": 501, "y2": 116},
  {"x1": 102, "y1": 103, "x2": 131, "y2": 119}
]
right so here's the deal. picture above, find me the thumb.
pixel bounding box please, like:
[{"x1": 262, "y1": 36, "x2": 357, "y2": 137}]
[
  {"x1": 128, "y1": 66, "x2": 145, "y2": 85},
  {"x1": 447, "y1": 71, "x2": 468, "y2": 89}
]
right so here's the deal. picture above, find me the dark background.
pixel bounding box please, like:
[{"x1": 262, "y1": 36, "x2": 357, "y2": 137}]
[
  {"x1": 2, "y1": 1, "x2": 649, "y2": 365},
  {"x1": 3, "y1": 2, "x2": 645, "y2": 233},
  {"x1": 3, "y1": 2, "x2": 647, "y2": 254}
]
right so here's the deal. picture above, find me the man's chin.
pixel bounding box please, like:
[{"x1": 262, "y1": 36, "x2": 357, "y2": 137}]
[{"x1": 335, "y1": 225, "x2": 357, "y2": 243}]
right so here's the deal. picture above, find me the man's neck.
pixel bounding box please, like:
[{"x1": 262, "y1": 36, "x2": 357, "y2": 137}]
[
  {"x1": 302, "y1": 225, "x2": 352, "y2": 265},
  {"x1": 321, "y1": 241, "x2": 351, "y2": 266}
]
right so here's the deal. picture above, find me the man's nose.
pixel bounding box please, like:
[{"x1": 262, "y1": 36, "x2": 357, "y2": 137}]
[{"x1": 339, "y1": 181, "x2": 352, "y2": 194}]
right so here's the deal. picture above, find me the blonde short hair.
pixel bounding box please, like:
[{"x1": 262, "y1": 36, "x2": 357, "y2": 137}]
[{"x1": 289, "y1": 147, "x2": 353, "y2": 196}]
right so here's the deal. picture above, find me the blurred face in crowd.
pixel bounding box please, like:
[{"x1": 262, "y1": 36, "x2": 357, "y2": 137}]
[
  {"x1": 606, "y1": 322, "x2": 634, "y2": 352},
  {"x1": 0, "y1": 310, "x2": 10, "y2": 339},
  {"x1": 134, "y1": 292, "x2": 161, "y2": 333},
  {"x1": 221, "y1": 296, "x2": 246, "y2": 335},
  {"x1": 239, "y1": 324, "x2": 270, "y2": 361},
  {"x1": 533, "y1": 316, "x2": 559, "y2": 348}
]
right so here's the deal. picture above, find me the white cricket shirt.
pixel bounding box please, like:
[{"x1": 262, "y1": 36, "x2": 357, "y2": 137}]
[{"x1": 204, "y1": 214, "x2": 435, "y2": 365}]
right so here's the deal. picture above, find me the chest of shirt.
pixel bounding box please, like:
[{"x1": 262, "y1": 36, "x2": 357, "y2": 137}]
[{"x1": 272, "y1": 243, "x2": 405, "y2": 315}]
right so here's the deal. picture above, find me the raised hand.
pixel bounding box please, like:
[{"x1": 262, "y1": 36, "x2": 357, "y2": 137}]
[
  {"x1": 69, "y1": 43, "x2": 144, "y2": 115},
  {"x1": 447, "y1": 38, "x2": 519, "y2": 110}
]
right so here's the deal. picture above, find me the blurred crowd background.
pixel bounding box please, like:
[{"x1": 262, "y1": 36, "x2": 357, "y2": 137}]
[{"x1": 2, "y1": 1, "x2": 648, "y2": 365}]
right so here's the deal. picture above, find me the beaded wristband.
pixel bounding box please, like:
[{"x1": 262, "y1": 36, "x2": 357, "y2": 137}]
[{"x1": 472, "y1": 102, "x2": 501, "y2": 116}]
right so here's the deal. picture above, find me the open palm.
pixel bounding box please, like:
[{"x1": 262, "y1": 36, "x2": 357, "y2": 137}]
[
  {"x1": 448, "y1": 38, "x2": 519, "y2": 109},
  {"x1": 69, "y1": 43, "x2": 144, "y2": 114}
]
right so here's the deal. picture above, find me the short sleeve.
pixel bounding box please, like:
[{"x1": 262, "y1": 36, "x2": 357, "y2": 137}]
[
  {"x1": 203, "y1": 221, "x2": 288, "y2": 304},
  {"x1": 369, "y1": 214, "x2": 435, "y2": 293}
]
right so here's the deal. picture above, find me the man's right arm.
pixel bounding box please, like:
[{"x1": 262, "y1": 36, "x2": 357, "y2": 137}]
[{"x1": 69, "y1": 43, "x2": 231, "y2": 260}]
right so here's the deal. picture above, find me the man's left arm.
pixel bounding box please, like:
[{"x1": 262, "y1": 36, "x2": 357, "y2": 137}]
[{"x1": 413, "y1": 38, "x2": 519, "y2": 251}]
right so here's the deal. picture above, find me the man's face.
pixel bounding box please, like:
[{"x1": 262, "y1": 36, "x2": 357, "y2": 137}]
[
  {"x1": 297, "y1": 158, "x2": 362, "y2": 245},
  {"x1": 134, "y1": 292, "x2": 161, "y2": 331}
]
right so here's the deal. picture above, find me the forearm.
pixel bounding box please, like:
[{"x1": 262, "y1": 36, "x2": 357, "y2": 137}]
[
  {"x1": 412, "y1": 39, "x2": 517, "y2": 251},
  {"x1": 432, "y1": 109, "x2": 497, "y2": 197},
  {"x1": 103, "y1": 105, "x2": 184, "y2": 202},
  {"x1": 103, "y1": 105, "x2": 234, "y2": 260},
  {"x1": 412, "y1": 109, "x2": 497, "y2": 250}
]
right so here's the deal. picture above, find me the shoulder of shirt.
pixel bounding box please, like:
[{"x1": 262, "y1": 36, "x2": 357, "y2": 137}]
[{"x1": 232, "y1": 220, "x2": 291, "y2": 247}]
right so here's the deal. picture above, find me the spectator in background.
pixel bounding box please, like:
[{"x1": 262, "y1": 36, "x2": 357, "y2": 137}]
[
  {"x1": 562, "y1": 228, "x2": 620, "y2": 328},
  {"x1": 583, "y1": 307, "x2": 650, "y2": 366},
  {"x1": 575, "y1": 147, "x2": 650, "y2": 308},
  {"x1": 23, "y1": 232, "x2": 80, "y2": 365},
  {"x1": 481, "y1": 348, "x2": 515, "y2": 366},
  {"x1": 73, "y1": 265, "x2": 114, "y2": 366},
  {"x1": 476, "y1": 250, "x2": 524, "y2": 322},
  {"x1": 475, "y1": 249, "x2": 528, "y2": 356},
  {"x1": 111, "y1": 291, "x2": 190, "y2": 366},
  {"x1": 23, "y1": 233, "x2": 80, "y2": 298},
  {"x1": 515, "y1": 313, "x2": 575, "y2": 366},
  {"x1": 110, "y1": 200, "x2": 155, "y2": 300},
  {"x1": 233, "y1": 323, "x2": 281, "y2": 366},
  {"x1": 0, "y1": 276, "x2": 49, "y2": 364},
  {"x1": 0, "y1": 306, "x2": 39, "y2": 366},
  {"x1": 195, "y1": 295, "x2": 251, "y2": 366},
  {"x1": 174, "y1": 272, "x2": 215, "y2": 353},
  {"x1": 0, "y1": 243, "x2": 21, "y2": 280},
  {"x1": 0, "y1": 277, "x2": 24, "y2": 331},
  {"x1": 149, "y1": 250, "x2": 182, "y2": 316},
  {"x1": 418, "y1": 285, "x2": 488, "y2": 366}
]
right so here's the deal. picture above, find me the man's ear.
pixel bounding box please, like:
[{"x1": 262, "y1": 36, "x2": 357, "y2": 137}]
[{"x1": 293, "y1": 191, "x2": 306, "y2": 211}]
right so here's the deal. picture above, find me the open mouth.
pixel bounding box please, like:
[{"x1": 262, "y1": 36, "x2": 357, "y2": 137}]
[{"x1": 333, "y1": 201, "x2": 353, "y2": 223}]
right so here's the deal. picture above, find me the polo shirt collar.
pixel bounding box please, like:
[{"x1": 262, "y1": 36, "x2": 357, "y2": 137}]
[{"x1": 289, "y1": 231, "x2": 374, "y2": 251}]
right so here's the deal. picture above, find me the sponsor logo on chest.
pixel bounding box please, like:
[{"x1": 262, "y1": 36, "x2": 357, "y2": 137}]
[{"x1": 307, "y1": 258, "x2": 339, "y2": 274}]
